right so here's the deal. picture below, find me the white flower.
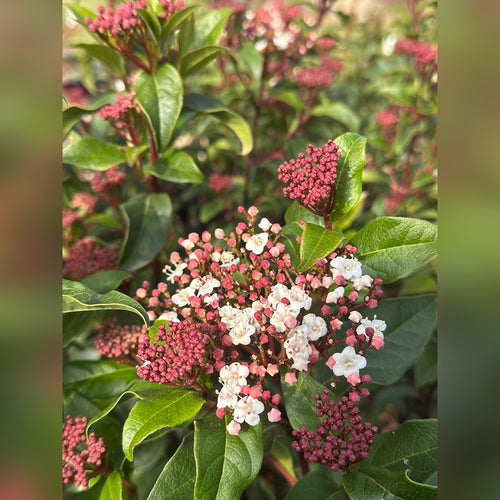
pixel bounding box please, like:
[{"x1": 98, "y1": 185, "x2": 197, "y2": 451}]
[
  {"x1": 219, "y1": 305, "x2": 243, "y2": 329},
  {"x1": 181, "y1": 239, "x2": 195, "y2": 251},
  {"x1": 233, "y1": 396, "x2": 265, "y2": 426},
  {"x1": 288, "y1": 285, "x2": 312, "y2": 310},
  {"x1": 258, "y1": 217, "x2": 272, "y2": 231},
  {"x1": 158, "y1": 311, "x2": 180, "y2": 323},
  {"x1": 217, "y1": 384, "x2": 240, "y2": 409},
  {"x1": 302, "y1": 314, "x2": 328, "y2": 341},
  {"x1": 171, "y1": 287, "x2": 196, "y2": 307},
  {"x1": 348, "y1": 311, "x2": 362, "y2": 323},
  {"x1": 326, "y1": 286, "x2": 345, "y2": 304},
  {"x1": 162, "y1": 262, "x2": 187, "y2": 284},
  {"x1": 267, "y1": 284, "x2": 289, "y2": 307},
  {"x1": 330, "y1": 256, "x2": 363, "y2": 280},
  {"x1": 228, "y1": 318, "x2": 256, "y2": 346},
  {"x1": 356, "y1": 316, "x2": 386, "y2": 339},
  {"x1": 331, "y1": 346, "x2": 367, "y2": 378},
  {"x1": 245, "y1": 232, "x2": 269, "y2": 255},
  {"x1": 352, "y1": 275, "x2": 373, "y2": 291},
  {"x1": 270, "y1": 302, "x2": 299, "y2": 333},
  {"x1": 219, "y1": 251, "x2": 240, "y2": 268},
  {"x1": 190, "y1": 275, "x2": 221, "y2": 296},
  {"x1": 203, "y1": 293, "x2": 219, "y2": 306},
  {"x1": 219, "y1": 362, "x2": 249, "y2": 387},
  {"x1": 243, "y1": 307, "x2": 261, "y2": 329},
  {"x1": 284, "y1": 330, "x2": 312, "y2": 371}
]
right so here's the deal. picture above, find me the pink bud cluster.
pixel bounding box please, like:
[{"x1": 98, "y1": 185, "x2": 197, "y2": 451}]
[
  {"x1": 97, "y1": 93, "x2": 142, "y2": 144},
  {"x1": 210, "y1": 0, "x2": 245, "y2": 12},
  {"x1": 137, "y1": 319, "x2": 206, "y2": 385},
  {"x1": 375, "y1": 108, "x2": 399, "y2": 144},
  {"x1": 63, "y1": 238, "x2": 119, "y2": 281},
  {"x1": 315, "y1": 37, "x2": 337, "y2": 51},
  {"x1": 90, "y1": 166, "x2": 126, "y2": 208},
  {"x1": 62, "y1": 416, "x2": 107, "y2": 490},
  {"x1": 295, "y1": 66, "x2": 333, "y2": 89},
  {"x1": 292, "y1": 389, "x2": 377, "y2": 472},
  {"x1": 95, "y1": 317, "x2": 146, "y2": 365},
  {"x1": 62, "y1": 207, "x2": 80, "y2": 230},
  {"x1": 209, "y1": 173, "x2": 233, "y2": 195},
  {"x1": 71, "y1": 192, "x2": 98, "y2": 215},
  {"x1": 395, "y1": 37, "x2": 437, "y2": 72},
  {"x1": 278, "y1": 140, "x2": 341, "y2": 216},
  {"x1": 320, "y1": 56, "x2": 344, "y2": 74}
]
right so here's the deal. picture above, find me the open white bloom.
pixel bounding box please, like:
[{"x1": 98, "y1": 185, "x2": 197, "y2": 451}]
[
  {"x1": 171, "y1": 287, "x2": 196, "y2": 307},
  {"x1": 288, "y1": 285, "x2": 312, "y2": 310},
  {"x1": 162, "y1": 262, "x2": 187, "y2": 284},
  {"x1": 258, "y1": 217, "x2": 272, "y2": 232},
  {"x1": 158, "y1": 311, "x2": 180, "y2": 323},
  {"x1": 331, "y1": 346, "x2": 367, "y2": 378},
  {"x1": 284, "y1": 330, "x2": 312, "y2": 371},
  {"x1": 243, "y1": 307, "x2": 261, "y2": 329},
  {"x1": 217, "y1": 384, "x2": 240, "y2": 409},
  {"x1": 245, "y1": 232, "x2": 269, "y2": 255},
  {"x1": 356, "y1": 316, "x2": 386, "y2": 339},
  {"x1": 233, "y1": 396, "x2": 265, "y2": 426},
  {"x1": 219, "y1": 304, "x2": 242, "y2": 329},
  {"x1": 190, "y1": 275, "x2": 221, "y2": 296},
  {"x1": 219, "y1": 251, "x2": 240, "y2": 268},
  {"x1": 228, "y1": 318, "x2": 256, "y2": 345},
  {"x1": 219, "y1": 362, "x2": 249, "y2": 387},
  {"x1": 326, "y1": 286, "x2": 345, "y2": 304},
  {"x1": 267, "y1": 284, "x2": 289, "y2": 307},
  {"x1": 203, "y1": 293, "x2": 219, "y2": 306},
  {"x1": 302, "y1": 314, "x2": 328, "y2": 341},
  {"x1": 348, "y1": 311, "x2": 363, "y2": 323},
  {"x1": 352, "y1": 275, "x2": 373, "y2": 291},
  {"x1": 270, "y1": 302, "x2": 299, "y2": 332},
  {"x1": 330, "y1": 256, "x2": 363, "y2": 280}
]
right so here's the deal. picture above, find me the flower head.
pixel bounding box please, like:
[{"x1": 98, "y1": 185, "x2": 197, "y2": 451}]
[{"x1": 330, "y1": 346, "x2": 367, "y2": 379}]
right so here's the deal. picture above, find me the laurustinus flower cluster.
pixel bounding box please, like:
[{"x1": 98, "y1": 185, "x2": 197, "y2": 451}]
[
  {"x1": 395, "y1": 37, "x2": 437, "y2": 72},
  {"x1": 131, "y1": 203, "x2": 385, "y2": 435},
  {"x1": 62, "y1": 416, "x2": 107, "y2": 490},
  {"x1": 292, "y1": 389, "x2": 377, "y2": 472},
  {"x1": 278, "y1": 139, "x2": 341, "y2": 217}
]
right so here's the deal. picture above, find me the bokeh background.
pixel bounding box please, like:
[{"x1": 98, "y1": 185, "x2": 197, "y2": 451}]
[{"x1": 0, "y1": 0, "x2": 499, "y2": 498}]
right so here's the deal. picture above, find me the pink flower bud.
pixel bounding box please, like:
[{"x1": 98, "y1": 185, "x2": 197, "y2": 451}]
[
  {"x1": 202, "y1": 231, "x2": 211, "y2": 242},
  {"x1": 349, "y1": 391, "x2": 360, "y2": 402},
  {"x1": 367, "y1": 299, "x2": 378, "y2": 309},
  {"x1": 248, "y1": 206, "x2": 258, "y2": 217},
  {"x1": 256, "y1": 365, "x2": 267, "y2": 377},
  {"x1": 326, "y1": 356, "x2": 336, "y2": 369},
  {"x1": 348, "y1": 291, "x2": 359, "y2": 301},
  {"x1": 267, "y1": 408, "x2": 281, "y2": 422},
  {"x1": 249, "y1": 385, "x2": 262, "y2": 398},
  {"x1": 136, "y1": 287, "x2": 147, "y2": 298},
  {"x1": 214, "y1": 360, "x2": 225, "y2": 371},
  {"x1": 321, "y1": 305, "x2": 331, "y2": 316},
  {"x1": 271, "y1": 394, "x2": 281, "y2": 405},
  {"x1": 147, "y1": 311, "x2": 156, "y2": 322},
  {"x1": 216, "y1": 408, "x2": 226, "y2": 419},
  {"x1": 215, "y1": 228, "x2": 225, "y2": 239},
  {"x1": 345, "y1": 335, "x2": 357, "y2": 346},
  {"x1": 371, "y1": 337, "x2": 384, "y2": 349},
  {"x1": 270, "y1": 223, "x2": 281, "y2": 234},
  {"x1": 226, "y1": 420, "x2": 241, "y2": 435},
  {"x1": 347, "y1": 373, "x2": 361, "y2": 386},
  {"x1": 240, "y1": 384, "x2": 250, "y2": 395},
  {"x1": 266, "y1": 364, "x2": 279, "y2": 376},
  {"x1": 285, "y1": 372, "x2": 297, "y2": 385},
  {"x1": 213, "y1": 348, "x2": 224, "y2": 360}
]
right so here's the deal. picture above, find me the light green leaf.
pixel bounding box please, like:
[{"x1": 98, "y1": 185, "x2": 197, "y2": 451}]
[
  {"x1": 134, "y1": 64, "x2": 183, "y2": 152},
  {"x1": 350, "y1": 217, "x2": 438, "y2": 283},
  {"x1": 99, "y1": 471, "x2": 122, "y2": 500},
  {"x1": 285, "y1": 467, "x2": 344, "y2": 500},
  {"x1": 331, "y1": 133, "x2": 367, "y2": 221},
  {"x1": 147, "y1": 433, "x2": 196, "y2": 500},
  {"x1": 365, "y1": 295, "x2": 437, "y2": 385},
  {"x1": 63, "y1": 96, "x2": 115, "y2": 139},
  {"x1": 63, "y1": 138, "x2": 127, "y2": 170},
  {"x1": 235, "y1": 41, "x2": 263, "y2": 82},
  {"x1": 179, "y1": 45, "x2": 228, "y2": 77},
  {"x1": 194, "y1": 412, "x2": 263, "y2": 500},
  {"x1": 284, "y1": 201, "x2": 323, "y2": 226},
  {"x1": 119, "y1": 193, "x2": 172, "y2": 271},
  {"x1": 144, "y1": 149, "x2": 203, "y2": 183},
  {"x1": 123, "y1": 387, "x2": 204, "y2": 461},
  {"x1": 62, "y1": 279, "x2": 149, "y2": 326},
  {"x1": 311, "y1": 102, "x2": 360, "y2": 131},
  {"x1": 161, "y1": 5, "x2": 200, "y2": 42},
  {"x1": 298, "y1": 223, "x2": 344, "y2": 272},
  {"x1": 81, "y1": 270, "x2": 132, "y2": 294},
  {"x1": 193, "y1": 8, "x2": 233, "y2": 47},
  {"x1": 73, "y1": 43, "x2": 125, "y2": 76}
]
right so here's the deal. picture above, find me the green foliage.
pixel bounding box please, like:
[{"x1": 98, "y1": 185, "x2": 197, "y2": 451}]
[
  {"x1": 144, "y1": 149, "x2": 203, "y2": 183},
  {"x1": 63, "y1": 138, "x2": 127, "y2": 170},
  {"x1": 298, "y1": 223, "x2": 344, "y2": 272}
]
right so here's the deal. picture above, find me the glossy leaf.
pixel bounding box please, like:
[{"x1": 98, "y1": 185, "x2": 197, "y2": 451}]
[
  {"x1": 73, "y1": 43, "x2": 125, "y2": 76},
  {"x1": 281, "y1": 371, "x2": 326, "y2": 430},
  {"x1": 298, "y1": 223, "x2": 344, "y2": 272},
  {"x1": 147, "y1": 433, "x2": 196, "y2": 500},
  {"x1": 235, "y1": 41, "x2": 263, "y2": 83},
  {"x1": 284, "y1": 201, "x2": 323, "y2": 226},
  {"x1": 285, "y1": 467, "x2": 344, "y2": 500},
  {"x1": 63, "y1": 96, "x2": 115, "y2": 138},
  {"x1": 123, "y1": 387, "x2": 204, "y2": 460},
  {"x1": 364, "y1": 295, "x2": 437, "y2": 385},
  {"x1": 331, "y1": 133, "x2": 366, "y2": 221},
  {"x1": 99, "y1": 471, "x2": 122, "y2": 500},
  {"x1": 119, "y1": 193, "x2": 172, "y2": 271},
  {"x1": 161, "y1": 5, "x2": 200, "y2": 41},
  {"x1": 144, "y1": 149, "x2": 203, "y2": 183},
  {"x1": 63, "y1": 138, "x2": 127, "y2": 170},
  {"x1": 63, "y1": 311, "x2": 98, "y2": 347},
  {"x1": 280, "y1": 222, "x2": 302, "y2": 268},
  {"x1": 184, "y1": 93, "x2": 253, "y2": 155},
  {"x1": 194, "y1": 412, "x2": 263, "y2": 500},
  {"x1": 193, "y1": 8, "x2": 232, "y2": 47},
  {"x1": 81, "y1": 270, "x2": 132, "y2": 294},
  {"x1": 312, "y1": 102, "x2": 360, "y2": 131},
  {"x1": 62, "y1": 279, "x2": 149, "y2": 326},
  {"x1": 350, "y1": 217, "x2": 438, "y2": 283},
  {"x1": 134, "y1": 64, "x2": 183, "y2": 152},
  {"x1": 180, "y1": 45, "x2": 227, "y2": 77}
]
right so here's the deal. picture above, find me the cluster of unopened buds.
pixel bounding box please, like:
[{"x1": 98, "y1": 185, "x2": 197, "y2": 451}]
[{"x1": 129, "y1": 205, "x2": 385, "y2": 435}]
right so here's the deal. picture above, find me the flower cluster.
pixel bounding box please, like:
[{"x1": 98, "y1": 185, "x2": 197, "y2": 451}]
[
  {"x1": 292, "y1": 389, "x2": 377, "y2": 472},
  {"x1": 395, "y1": 37, "x2": 437, "y2": 72},
  {"x1": 375, "y1": 108, "x2": 399, "y2": 144},
  {"x1": 90, "y1": 166, "x2": 126, "y2": 207},
  {"x1": 95, "y1": 317, "x2": 146, "y2": 365},
  {"x1": 278, "y1": 139, "x2": 341, "y2": 216},
  {"x1": 210, "y1": 0, "x2": 245, "y2": 12},
  {"x1": 209, "y1": 173, "x2": 233, "y2": 195},
  {"x1": 295, "y1": 66, "x2": 333, "y2": 89},
  {"x1": 63, "y1": 238, "x2": 119, "y2": 280},
  {"x1": 71, "y1": 192, "x2": 98, "y2": 215},
  {"x1": 62, "y1": 416, "x2": 107, "y2": 490}
]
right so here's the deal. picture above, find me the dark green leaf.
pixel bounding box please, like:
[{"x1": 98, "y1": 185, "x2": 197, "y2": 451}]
[
  {"x1": 63, "y1": 138, "x2": 127, "y2": 170},
  {"x1": 81, "y1": 271, "x2": 132, "y2": 294},
  {"x1": 63, "y1": 96, "x2": 115, "y2": 139},
  {"x1": 311, "y1": 102, "x2": 360, "y2": 131},
  {"x1": 200, "y1": 198, "x2": 224, "y2": 223},
  {"x1": 194, "y1": 412, "x2": 263, "y2": 500},
  {"x1": 137, "y1": 6, "x2": 161, "y2": 39},
  {"x1": 179, "y1": 45, "x2": 227, "y2": 77},
  {"x1": 63, "y1": 311, "x2": 98, "y2": 347},
  {"x1": 123, "y1": 387, "x2": 204, "y2": 460},
  {"x1": 125, "y1": 145, "x2": 149, "y2": 167},
  {"x1": 331, "y1": 133, "x2": 366, "y2": 221},
  {"x1": 62, "y1": 279, "x2": 149, "y2": 326},
  {"x1": 119, "y1": 192, "x2": 172, "y2": 271},
  {"x1": 298, "y1": 223, "x2": 344, "y2": 272},
  {"x1": 99, "y1": 471, "x2": 122, "y2": 500},
  {"x1": 134, "y1": 64, "x2": 183, "y2": 152},
  {"x1": 281, "y1": 371, "x2": 326, "y2": 430},
  {"x1": 73, "y1": 44, "x2": 125, "y2": 76},
  {"x1": 147, "y1": 433, "x2": 196, "y2": 500},
  {"x1": 285, "y1": 467, "x2": 343, "y2": 500},
  {"x1": 350, "y1": 217, "x2": 438, "y2": 283},
  {"x1": 364, "y1": 295, "x2": 437, "y2": 385},
  {"x1": 144, "y1": 149, "x2": 203, "y2": 183},
  {"x1": 280, "y1": 222, "x2": 302, "y2": 268},
  {"x1": 235, "y1": 41, "x2": 263, "y2": 82},
  {"x1": 161, "y1": 5, "x2": 200, "y2": 41},
  {"x1": 193, "y1": 8, "x2": 233, "y2": 47},
  {"x1": 414, "y1": 340, "x2": 437, "y2": 388}
]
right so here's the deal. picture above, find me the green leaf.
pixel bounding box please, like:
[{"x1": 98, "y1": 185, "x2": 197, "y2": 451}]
[
  {"x1": 364, "y1": 295, "x2": 437, "y2": 385},
  {"x1": 331, "y1": 133, "x2": 367, "y2": 221},
  {"x1": 63, "y1": 96, "x2": 115, "y2": 139},
  {"x1": 235, "y1": 41, "x2": 263, "y2": 82},
  {"x1": 200, "y1": 198, "x2": 224, "y2": 223},
  {"x1": 147, "y1": 433, "x2": 196, "y2": 500},
  {"x1": 62, "y1": 279, "x2": 149, "y2": 326},
  {"x1": 369, "y1": 419, "x2": 438, "y2": 485},
  {"x1": 285, "y1": 467, "x2": 343, "y2": 500},
  {"x1": 63, "y1": 360, "x2": 138, "y2": 401},
  {"x1": 134, "y1": 64, "x2": 183, "y2": 152},
  {"x1": 179, "y1": 45, "x2": 227, "y2": 77},
  {"x1": 343, "y1": 465, "x2": 437, "y2": 499},
  {"x1": 280, "y1": 222, "x2": 302, "y2": 268},
  {"x1": 161, "y1": 5, "x2": 200, "y2": 41},
  {"x1": 99, "y1": 471, "x2": 122, "y2": 500},
  {"x1": 284, "y1": 202, "x2": 323, "y2": 226},
  {"x1": 350, "y1": 217, "x2": 438, "y2": 283},
  {"x1": 194, "y1": 8, "x2": 233, "y2": 47},
  {"x1": 123, "y1": 387, "x2": 204, "y2": 461},
  {"x1": 125, "y1": 145, "x2": 149, "y2": 167},
  {"x1": 73, "y1": 44, "x2": 125, "y2": 76},
  {"x1": 311, "y1": 102, "x2": 360, "y2": 131},
  {"x1": 119, "y1": 192, "x2": 172, "y2": 271},
  {"x1": 414, "y1": 340, "x2": 437, "y2": 388},
  {"x1": 63, "y1": 138, "x2": 127, "y2": 170},
  {"x1": 194, "y1": 412, "x2": 263, "y2": 500},
  {"x1": 298, "y1": 223, "x2": 344, "y2": 272},
  {"x1": 137, "y1": 6, "x2": 161, "y2": 39},
  {"x1": 81, "y1": 270, "x2": 132, "y2": 294},
  {"x1": 63, "y1": 311, "x2": 98, "y2": 347},
  {"x1": 184, "y1": 93, "x2": 253, "y2": 155},
  {"x1": 144, "y1": 149, "x2": 203, "y2": 183},
  {"x1": 281, "y1": 371, "x2": 326, "y2": 430}
]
